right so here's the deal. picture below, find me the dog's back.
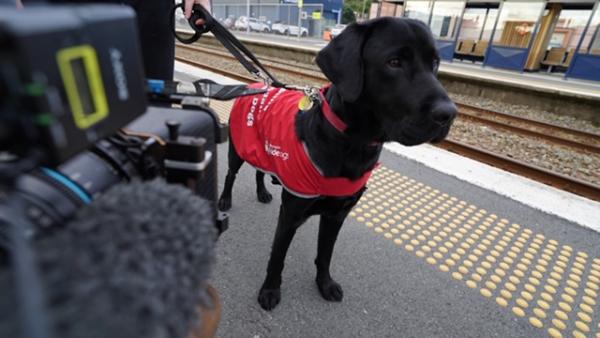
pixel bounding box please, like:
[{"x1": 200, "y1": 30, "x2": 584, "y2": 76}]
[{"x1": 229, "y1": 84, "x2": 371, "y2": 198}]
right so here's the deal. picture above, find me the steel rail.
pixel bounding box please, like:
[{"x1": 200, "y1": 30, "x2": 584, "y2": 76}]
[
  {"x1": 174, "y1": 54, "x2": 600, "y2": 201},
  {"x1": 176, "y1": 43, "x2": 320, "y2": 73},
  {"x1": 176, "y1": 55, "x2": 256, "y2": 83},
  {"x1": 176, "y1": 44, "x2": 325, "y2": 83},
  {"x1": 456, "y1": 102, "x2": 600, "y2": 141},
  {"x1": 456, "y1": 103, "x2": 600, "y2": 151},
  {"x1": 458, "y1": 113, "x2": 600, "y2": 153}
]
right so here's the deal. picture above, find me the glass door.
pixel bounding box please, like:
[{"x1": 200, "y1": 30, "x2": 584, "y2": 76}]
[{"x1": 454, "y1": 4, "x2": 499, "y2": 63}]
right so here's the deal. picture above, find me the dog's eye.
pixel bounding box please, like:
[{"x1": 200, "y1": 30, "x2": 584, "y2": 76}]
[
  {"x1": 432, "y1": 59, "x2": 440, "y2": 72},
  {"x1": 387, "y1": 59, "x2": 402, "y2": 68}
]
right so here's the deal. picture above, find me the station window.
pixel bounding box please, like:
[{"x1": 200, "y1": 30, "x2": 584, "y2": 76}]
[
  {"x1": 369, "y1": 1, "x2": 403, "y2": 19},
  {"x1": 550, "y1": 10, "x2": 593, "y2": 49},
  {"x1": 405, "y1": 1, "x2": 432, "y2": 24},
  {"x1": 458, "y1": 7, "x2": 498, "y2": 42},
  {"x1": 492, "y1": 1, "x2": 545, "y2": 48},
  {"x1": 381, "y1": 1, "x2": 404, "y2": 18},
  {"x1": 543, "y1": 7, "x2": 595, "y2": 67},
  {"x1": 370, "y1": 2, "x2": 380, "y2": 18},
  {"x1": 454, "y1": 7, "x2": 498, "y2": 60},
  {"x1": 430, "y1": 1, "x2": 465, "y2": 40},
  {"x1": 580, "y1": 5, "x2": 600, "y2": 55},
  {"x1": 395, "y1": 4, "x2": 405, "y2": 17}
]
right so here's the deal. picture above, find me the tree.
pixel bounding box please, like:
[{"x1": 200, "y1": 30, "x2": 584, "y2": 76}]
[
  {"x1": 342, "y1": 5, "x2": 356, "y2": 24},
  {"x1": 345, "y1": 0, "x2": 371, "y2": 18}
]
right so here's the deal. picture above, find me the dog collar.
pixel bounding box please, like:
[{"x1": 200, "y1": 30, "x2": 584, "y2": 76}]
[
  {"x1": 319, "y1": 85, "x2": 347, "y2": 133},
  {"x1": 318, "y1": 86, "x2": 381, "y2": 147}
]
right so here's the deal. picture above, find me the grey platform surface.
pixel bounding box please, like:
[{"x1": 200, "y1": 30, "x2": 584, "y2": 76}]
[{"x1": 212, "y1": 142, "x2": 600, "y2": 338}]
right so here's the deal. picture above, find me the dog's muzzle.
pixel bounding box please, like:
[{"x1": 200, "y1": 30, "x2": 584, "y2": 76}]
[{"x1": 430, "y1": 101, "x2": 457, "y2": 127}]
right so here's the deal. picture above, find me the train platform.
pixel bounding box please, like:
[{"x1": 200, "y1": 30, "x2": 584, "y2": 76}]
[
  {"x1": 175, "y1": 62, "x2": 600, "y2": 338},
  {"x1": 195, "y1": 30, "x2": 600, "y2": 103}
]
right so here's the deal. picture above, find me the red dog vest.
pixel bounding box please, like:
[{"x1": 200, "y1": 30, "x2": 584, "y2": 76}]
[{"x1": 229, "y1": 84, "x2": 373, "y2": 198}]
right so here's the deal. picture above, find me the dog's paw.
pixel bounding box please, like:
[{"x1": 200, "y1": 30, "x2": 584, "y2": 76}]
[
  {"x1": 316, "y1": 277, "x2": 344, "y2": 302},
  {"x1": 258, "y1": 287, "x2": 281, "y2": 311},
  {"x1": 217, "y1": 196, "x2": 232, "y2": 211},
  {"x1": 257, "y1": 190, "x2": 273, "y2": 204}
]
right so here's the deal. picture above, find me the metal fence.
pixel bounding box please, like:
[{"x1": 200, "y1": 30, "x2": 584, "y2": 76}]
[{"x1": 211, "y1": 3, "x2": 327, "y2": 38}]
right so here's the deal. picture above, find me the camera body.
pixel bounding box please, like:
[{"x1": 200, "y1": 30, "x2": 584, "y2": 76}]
[
  {"x1": 0, "y1": 5, "x2": 229, "y2": 250},
  {"x1": 0, "y1": 5, "x2": 147, "y2": 165}
]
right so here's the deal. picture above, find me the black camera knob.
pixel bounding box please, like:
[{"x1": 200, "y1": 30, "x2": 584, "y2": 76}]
[{"x1": 166, "y1": 120, "x2": 180, "y2": 141}]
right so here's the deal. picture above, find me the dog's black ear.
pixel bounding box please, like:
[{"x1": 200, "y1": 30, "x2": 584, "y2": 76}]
[{"x1": 316, "y1": 23, "x2": 370, "y2": 102}]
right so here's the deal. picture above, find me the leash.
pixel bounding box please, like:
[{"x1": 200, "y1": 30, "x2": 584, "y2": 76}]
[
  {"x1": 172, "y1": 4, "x2": 282, "y2": 87},
  {"x1": 170, "y1": 4, "x2": 321, "y2": 106},
  {"x1": 170, "y1": 6, "x2": 383, "y2": 145}
]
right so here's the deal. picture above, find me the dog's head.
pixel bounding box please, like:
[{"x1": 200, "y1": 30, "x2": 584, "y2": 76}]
[{"x1": 316, "y1": 18, "x2": 456, "y2": 146}]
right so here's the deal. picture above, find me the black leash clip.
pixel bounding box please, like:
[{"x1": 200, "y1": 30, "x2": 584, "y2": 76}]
[{"x1": 171, "y1": 3, "x2": 212, "y2": 44}]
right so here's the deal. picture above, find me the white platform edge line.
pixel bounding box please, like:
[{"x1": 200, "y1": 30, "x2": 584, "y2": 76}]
[{"x1": 385, "y1": 143, "x2": 600, "y2": 233}]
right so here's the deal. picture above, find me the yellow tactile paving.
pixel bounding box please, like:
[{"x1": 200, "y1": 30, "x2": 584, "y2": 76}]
[
  {"x1": 208, "y1": 99, "x2": 600, "y2": 337},
  {"x1": 349, "y1": 166, "x2": 600, "y2": 338}
]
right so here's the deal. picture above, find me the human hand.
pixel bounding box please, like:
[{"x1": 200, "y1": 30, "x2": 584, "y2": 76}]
[{"x1": 184, "y1": 0, "x2": 212, "y2": 26}]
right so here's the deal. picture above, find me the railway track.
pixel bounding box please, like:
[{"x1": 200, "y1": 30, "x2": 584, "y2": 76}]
[
  {"x1": 176, "y1": 43, "x2": 324, "y2": 83},
  {"x1": 174, "y1": 51, "x2": 600, "y2": 202},
  {"x1": 456, "y1": 103, "x2": 600, "y2": 153},
  {"x1": 177, "y1": 44, "x2": 600, "y2": 153}
]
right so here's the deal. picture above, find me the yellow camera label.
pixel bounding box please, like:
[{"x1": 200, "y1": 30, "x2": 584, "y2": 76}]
[{"x1": 57, "y1": 45, "x2": 109, "y2": 129}]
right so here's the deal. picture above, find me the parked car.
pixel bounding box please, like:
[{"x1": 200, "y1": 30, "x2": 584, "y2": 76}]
[
  {"x1": 288, "y1": 25, "x2": 308, "y2": 37},
  {"x1": 248, "y1": 17, "x2": 271, "y2": 33},
  {"x1": 272, "y1": 21, "x2": 308, "y2": 37},
  {"x1": 330, "y1": 24, "x2": 347, "y2": 38},
  {"x1": 271, "y1": 21, "x2": 290, "y2": 35},
  {"x1": 220, "y1": 15, "x2": 236, "y2": 29},
  {"x1": 234, "y1": 16, "x2": 248, "y2": 30},
  {"x1": 234, "y1": 16, "x2": 271, "y2": 33}
]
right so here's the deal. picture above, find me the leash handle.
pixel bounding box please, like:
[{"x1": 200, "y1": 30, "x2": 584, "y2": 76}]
[
  {"x1": 171, "y1": 4, "x2": 286, "y2": 88},
  {"x1": 170, "y1": 3, "x2": 208, "y2": 44}
]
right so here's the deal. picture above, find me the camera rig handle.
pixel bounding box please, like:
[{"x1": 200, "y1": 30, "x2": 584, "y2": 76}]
[{"x1": 162, "y1": 119, "x2": 228, "y2": 234}]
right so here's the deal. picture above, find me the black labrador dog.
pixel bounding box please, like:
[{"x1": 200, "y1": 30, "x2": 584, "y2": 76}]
[{"x1": 218, "y1": 17, "x2": 457, "y2": 311}]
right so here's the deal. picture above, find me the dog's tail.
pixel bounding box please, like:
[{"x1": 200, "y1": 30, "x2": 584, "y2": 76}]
[{"x1": 1, "y1": 179, "x2": 217, "y2": 338}]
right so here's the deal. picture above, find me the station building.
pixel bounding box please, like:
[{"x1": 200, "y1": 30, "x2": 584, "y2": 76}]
[{"x1": 369, "y1": 0, "x2": 600, "y2": 81}]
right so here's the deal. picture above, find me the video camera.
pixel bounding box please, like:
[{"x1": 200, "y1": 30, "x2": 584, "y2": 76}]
[
  {"x1": 0, "y1": 4, "x2": 268, "y2": 337},
  {"x1": 0, "y1": 4, "x2": 268, "y2": 245}
]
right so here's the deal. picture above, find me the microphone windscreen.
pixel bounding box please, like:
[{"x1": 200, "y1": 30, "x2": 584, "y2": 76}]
[{"x1": 37, "y1": 179, "x2": 217, "y2": 338}]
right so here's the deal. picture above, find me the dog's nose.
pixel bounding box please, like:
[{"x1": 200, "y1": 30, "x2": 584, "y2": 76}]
[{"x1": 430, "y1": 102, "x2": 457, "y2": 126}]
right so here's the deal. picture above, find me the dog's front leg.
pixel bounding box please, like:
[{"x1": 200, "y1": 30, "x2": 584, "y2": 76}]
[
  {"x1": 258, "y1": 191, "x2": 314, "y2": 311},
  {"x1": 315, "y1": 210, "x2": 349, "y2": 302}
]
